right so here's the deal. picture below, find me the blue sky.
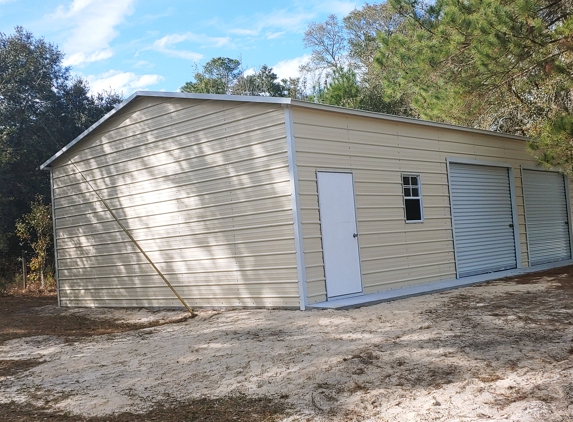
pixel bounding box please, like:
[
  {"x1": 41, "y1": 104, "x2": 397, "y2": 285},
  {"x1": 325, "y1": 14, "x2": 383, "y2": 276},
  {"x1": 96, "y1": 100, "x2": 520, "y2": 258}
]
[{"x1": 0, "y1": 0, "x2": 371, "y2": 96}]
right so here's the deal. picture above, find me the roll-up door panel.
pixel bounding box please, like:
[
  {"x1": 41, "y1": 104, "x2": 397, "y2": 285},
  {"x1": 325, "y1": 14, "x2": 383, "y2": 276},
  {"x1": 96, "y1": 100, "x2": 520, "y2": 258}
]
[
  {"x1": 450, "y1": 163, "x2": 517, "y2": 277},
  {"x1": 523, "y1": 169, "x2": 571, "y2": 266}
]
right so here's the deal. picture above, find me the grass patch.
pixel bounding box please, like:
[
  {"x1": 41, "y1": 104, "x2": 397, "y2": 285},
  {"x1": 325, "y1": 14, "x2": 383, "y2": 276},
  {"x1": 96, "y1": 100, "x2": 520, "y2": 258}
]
[
  {"x1": 0, "y1": 395, "x2": 287, "y2": 422},
  {"x1": 0, "y1": 295, "x2": 193, "y2": 345}
]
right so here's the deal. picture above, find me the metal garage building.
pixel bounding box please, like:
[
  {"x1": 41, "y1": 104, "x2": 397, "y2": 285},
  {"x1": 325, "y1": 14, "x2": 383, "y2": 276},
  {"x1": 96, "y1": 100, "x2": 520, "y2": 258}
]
[{"x1": 40, "y1": 92, "x2": 573, "y2": 310}]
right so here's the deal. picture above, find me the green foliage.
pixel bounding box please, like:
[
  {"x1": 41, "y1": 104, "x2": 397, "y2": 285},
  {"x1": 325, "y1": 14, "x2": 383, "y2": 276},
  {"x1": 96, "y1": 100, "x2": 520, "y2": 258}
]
[
  {"x1": 181, "y1": 58, "x2": 308, "y2": 99},
  {"x1": 15, "y1": 195, "x2": 53, "y2": 288},
  {"x1": 377, "y1": 0, "x2": 573, "y2": 171},
  {"x1": 181, "y1": 57, "x2": 242, "y2": 94},
  {"x1": 344, "y1": 2, "x2": 406, "y2": 65},
  {"x1": 232, "y1": 65, "x2": 287, "y2": 96},
  {"x1": 301, "y1": 4, "x2": 413, "y2": 115},
  {"x1": 322, "y1": 68, "x2": 361, "y2": 108},
  {"x1": 0, "y1": 27, "x2": 122, "y2": 275}
]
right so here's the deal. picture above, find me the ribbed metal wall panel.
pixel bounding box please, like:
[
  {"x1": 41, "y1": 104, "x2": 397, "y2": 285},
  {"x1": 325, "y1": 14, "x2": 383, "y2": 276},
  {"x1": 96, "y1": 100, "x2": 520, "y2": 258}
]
[
  {"x1": 450, "y1": 163, "x2": 517, "y2": 277},
  {"x1": 292, "y1": 105, "x2": 545, "y2": 302},
  {"x1": 523, "y1": 169, "x2": 571, "y2": 266},
  {"x1": 51, "y1": 97, "x2": 300, "y2": 308}
]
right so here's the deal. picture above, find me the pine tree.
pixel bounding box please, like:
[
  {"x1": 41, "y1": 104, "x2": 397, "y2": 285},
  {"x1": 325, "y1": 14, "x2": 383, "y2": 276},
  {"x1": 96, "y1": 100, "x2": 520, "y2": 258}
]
[{"x1": 377, "y1": 0, "x2": 573, "y2": 171}]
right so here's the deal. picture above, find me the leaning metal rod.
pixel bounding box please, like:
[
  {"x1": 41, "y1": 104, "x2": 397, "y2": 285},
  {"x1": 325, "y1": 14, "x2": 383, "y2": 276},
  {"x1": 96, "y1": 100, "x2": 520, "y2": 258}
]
[{"x1": 42, "y1": 125, "x2": 195, "y2": 315}]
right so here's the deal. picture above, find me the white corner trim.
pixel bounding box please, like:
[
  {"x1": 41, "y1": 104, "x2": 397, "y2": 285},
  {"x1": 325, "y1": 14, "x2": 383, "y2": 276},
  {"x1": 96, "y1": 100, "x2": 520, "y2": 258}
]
[
  {"x1": 508, "y1": 166, "x2": 523, "y2": 268},
  {"x1": 284, "y1": 105, "x2": 308, "y2": 310},
  {"x1": 564, "y1": 174, "x2": 573, "y2": 259},
  {"x1": 50, "y1": 169, "x2": 61, "y2": 307},
  {"x1": 445, "y1": 159, "x2": 460, "y2": 278},
  {"x1": 520, "y1": 165, "x2": 533, "y2": 267}
]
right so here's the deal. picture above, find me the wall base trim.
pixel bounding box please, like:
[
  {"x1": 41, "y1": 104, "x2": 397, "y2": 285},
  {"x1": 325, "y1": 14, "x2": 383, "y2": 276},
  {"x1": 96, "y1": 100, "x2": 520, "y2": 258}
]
[{"x1": 308, "y1": 260, "x2": 573, "y2": 310}]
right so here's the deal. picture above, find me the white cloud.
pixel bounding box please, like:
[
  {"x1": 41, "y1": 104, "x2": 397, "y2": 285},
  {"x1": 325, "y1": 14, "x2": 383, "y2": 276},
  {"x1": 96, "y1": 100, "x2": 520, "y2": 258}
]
[
  {"x1": 148, "y1": 32, "x2": 230, "y2": 60},
  {"x1": 243, "y1": 67, "x2": 257, "y2": 77},
  {"x1": 272, "y1": 55, "x2": 311, "y2": 80},
  {"x1": 312, "y1": 0, "x2": 358, "y2": 15},
  {"x1": 255, "y1": 11, "x2": 316, "y2": 34},
  {"x1": 85, "y1": 70, "x2": 164, "y2": 95},
  {"x1": 65, "y1": 49, "x2": 114, "y2": 67},
  {"x1": 46, "y1": 0, "x2": 135, "y2": 67},
  {"x1": 228, "y1": 28, "x2": 258, "y2": 36},
  {"x1": 266, "y1": 32, "x2": 285, "y2": 40},
  {"x1": 134, "y1": 60, "x2": 154, "y2": 68},
  {"x1": 225, "y1": 1, "x2": 359, "y2": 40}
]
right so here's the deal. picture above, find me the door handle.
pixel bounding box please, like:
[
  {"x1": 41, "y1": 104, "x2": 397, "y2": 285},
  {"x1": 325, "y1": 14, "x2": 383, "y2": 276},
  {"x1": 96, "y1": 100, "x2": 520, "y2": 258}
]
[
  {"x1": 353, "y1": 233, "x2": 358, "y2": 238},
  {"x1": 509, "y1": 224, "x2": 514, "y2": 228}
]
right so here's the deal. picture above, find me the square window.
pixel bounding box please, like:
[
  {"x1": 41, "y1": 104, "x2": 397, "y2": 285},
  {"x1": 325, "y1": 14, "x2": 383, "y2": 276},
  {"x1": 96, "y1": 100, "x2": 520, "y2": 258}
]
[
  {"x1": 412, "y1": 187, "x2": 419, "y2": 197},
  {"x1": 403, "y1": 176, "x2": 409, "y2": 186},
  {"x1": 404, "y1": 187, "x2": 411, "y2": 197}
]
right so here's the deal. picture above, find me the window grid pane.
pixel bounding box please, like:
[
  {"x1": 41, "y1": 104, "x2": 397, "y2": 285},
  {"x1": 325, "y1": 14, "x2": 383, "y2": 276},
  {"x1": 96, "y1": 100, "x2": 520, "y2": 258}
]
[{"x1": 402, "y1": 176, "x2": 421, "y2": 199}]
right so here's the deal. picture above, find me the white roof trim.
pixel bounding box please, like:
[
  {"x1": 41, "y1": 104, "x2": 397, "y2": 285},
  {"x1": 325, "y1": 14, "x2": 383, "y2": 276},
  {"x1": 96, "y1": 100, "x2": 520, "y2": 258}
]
[{"x1": 40, "y1": 91, "x2": 528, "y2": 170}]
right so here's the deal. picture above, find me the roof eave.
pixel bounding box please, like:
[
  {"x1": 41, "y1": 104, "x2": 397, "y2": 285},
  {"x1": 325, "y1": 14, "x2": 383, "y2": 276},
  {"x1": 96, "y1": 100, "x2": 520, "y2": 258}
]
[
  {"x1": 40, "y1": 91, "x2": 529, "y2": 171},
  {"x1": 289, "y1": 100, "x2": 530, "y2": 142}
]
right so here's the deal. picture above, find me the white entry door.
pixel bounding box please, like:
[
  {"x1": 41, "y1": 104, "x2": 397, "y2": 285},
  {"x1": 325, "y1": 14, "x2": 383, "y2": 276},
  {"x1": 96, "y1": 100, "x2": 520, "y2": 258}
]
[{"x1": 317, "y1": 172, "x2": 362, "y2": 298}]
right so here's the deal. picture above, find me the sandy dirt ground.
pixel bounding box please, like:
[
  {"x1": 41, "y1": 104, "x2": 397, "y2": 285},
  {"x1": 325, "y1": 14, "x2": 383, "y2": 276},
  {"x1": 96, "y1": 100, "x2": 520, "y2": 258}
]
[{"x1": 2, "y1": 268, "x2": 573, "y2": 421}]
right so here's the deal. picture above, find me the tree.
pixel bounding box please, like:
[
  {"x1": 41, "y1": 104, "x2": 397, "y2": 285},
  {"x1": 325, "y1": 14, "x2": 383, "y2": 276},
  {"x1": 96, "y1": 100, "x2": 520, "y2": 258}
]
[
  {"x1": 0, "y1": 27, "x2": 122, "y2": 277},
  {"x1": 181, "y1": 57, "x2": 242, "y2": 94},
  {"x1": 344, "y1": 3, "x2": 412, "y2": 114},
  {"x1": 321, "y1": 67, "x2": 361, "y2": 108},
  {"x1": 344, "y1": 2, "x2": 405, "y2": 66},
  {"x1": 281, "y1": 77, "x2": 308, "y2": 100},
  {"x1": 301, "y1": 6, "x2": 413, "y2": 115},
  {"x1": 303, "y1": 14, "x2": 348, "y2": 72},
  {"x1": 15, "y1": 195, "x2": 52, "y2": 288},
  {"x1": 181, "y1": 58, "x2": 308, "y2": 99},
  {"x1": 232, "y1": 65, "x2": 288, "y2": 97},
  {"x1": 377, "y1": 0, "x2": 573, "y2": 172}
]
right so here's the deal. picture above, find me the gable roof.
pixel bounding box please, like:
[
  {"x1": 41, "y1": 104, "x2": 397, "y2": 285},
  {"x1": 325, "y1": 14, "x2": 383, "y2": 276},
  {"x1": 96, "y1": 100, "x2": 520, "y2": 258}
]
[{"x1": 40, "y1": 91, "x2": 528, "y2": 170}]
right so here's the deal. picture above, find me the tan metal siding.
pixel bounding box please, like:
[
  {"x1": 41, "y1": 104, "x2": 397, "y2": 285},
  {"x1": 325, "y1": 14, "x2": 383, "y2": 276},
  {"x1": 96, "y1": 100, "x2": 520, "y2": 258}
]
[
  {"x1": 53, "y1": 98, "x2": 299, "y2": 308},
  {"x1": 292, "y1": 108, "x2": 541, "y2": 302}
]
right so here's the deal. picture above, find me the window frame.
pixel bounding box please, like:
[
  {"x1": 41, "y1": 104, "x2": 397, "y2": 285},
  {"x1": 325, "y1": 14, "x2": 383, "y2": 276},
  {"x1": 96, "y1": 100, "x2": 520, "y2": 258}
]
[{"x1": 401, "y1": 173, "x2": 424, "y2": 223}]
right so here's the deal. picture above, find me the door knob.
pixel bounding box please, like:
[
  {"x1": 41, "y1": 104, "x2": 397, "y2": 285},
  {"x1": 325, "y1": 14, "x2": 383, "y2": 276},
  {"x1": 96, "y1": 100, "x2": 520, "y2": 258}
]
[
  {"x1": 509, "y1": 224, "x2": 514, "y2": 228},
  {"x1": 353, "y1": 233, "x2": 358, "y2": 238}
]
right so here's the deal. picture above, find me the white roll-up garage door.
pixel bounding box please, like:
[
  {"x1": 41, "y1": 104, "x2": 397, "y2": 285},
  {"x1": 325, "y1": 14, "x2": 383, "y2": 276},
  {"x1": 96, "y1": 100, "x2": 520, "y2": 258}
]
[
  {"x1": 449, "y1": 163, "x2": 517, "y2": 277},
  {"x1": 523, "y1": 169, "x2": 571, "y2": 266}
]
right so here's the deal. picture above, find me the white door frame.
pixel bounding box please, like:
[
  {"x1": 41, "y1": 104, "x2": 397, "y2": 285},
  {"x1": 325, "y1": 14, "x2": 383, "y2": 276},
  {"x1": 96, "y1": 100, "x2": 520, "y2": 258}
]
[
  {"x1": 521, "y1": 165, "x2": 573, "y2": 266},
  {"x1": 316, "y1": 170, "x2": 363, "y2": 299},
  {"x1": 446, "y1": 158, "x2": 522, "y2": 279}
]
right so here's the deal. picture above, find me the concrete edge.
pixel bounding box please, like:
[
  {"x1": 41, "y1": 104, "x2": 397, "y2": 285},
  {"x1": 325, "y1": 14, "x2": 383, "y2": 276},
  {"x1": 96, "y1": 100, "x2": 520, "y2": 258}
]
[{"x1": 308, "y1": 260, "x2": 573, "y2": 310}]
